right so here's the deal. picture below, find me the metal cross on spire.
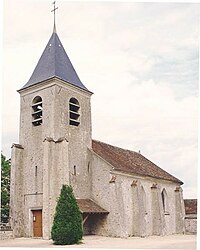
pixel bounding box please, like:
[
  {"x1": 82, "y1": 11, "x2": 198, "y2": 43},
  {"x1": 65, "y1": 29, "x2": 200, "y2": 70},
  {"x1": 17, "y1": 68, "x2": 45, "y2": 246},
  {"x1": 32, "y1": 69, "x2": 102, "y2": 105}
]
[{"x1": 51, "y1": 1, "x2": 58, "y2": 33}]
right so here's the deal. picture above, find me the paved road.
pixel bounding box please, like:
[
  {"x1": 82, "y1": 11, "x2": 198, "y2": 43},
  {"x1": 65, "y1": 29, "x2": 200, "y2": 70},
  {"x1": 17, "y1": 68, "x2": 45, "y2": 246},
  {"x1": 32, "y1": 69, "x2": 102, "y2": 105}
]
[{"x1": 0, "y1": 234, "x2": 197, "y2": 249}]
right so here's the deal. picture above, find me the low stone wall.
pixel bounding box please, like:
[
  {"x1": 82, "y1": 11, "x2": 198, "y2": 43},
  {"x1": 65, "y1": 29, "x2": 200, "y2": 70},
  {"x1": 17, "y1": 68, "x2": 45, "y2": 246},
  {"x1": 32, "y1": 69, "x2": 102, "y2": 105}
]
[
  {"x1": 185, "y1": 215, "x2": 197, "y2": 234},
  {"x1": 0, "y1": 224, "x2": 14, "y2": 240},
  {"x1": 0, "y1": 230, "x2": 14, "y2": 240}
]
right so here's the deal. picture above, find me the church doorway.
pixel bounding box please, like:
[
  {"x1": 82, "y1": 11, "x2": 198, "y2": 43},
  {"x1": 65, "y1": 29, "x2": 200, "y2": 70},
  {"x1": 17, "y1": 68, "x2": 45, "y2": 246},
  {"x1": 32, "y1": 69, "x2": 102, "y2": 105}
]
[{"x1": 32, "y1": 210, "x2": 43, "y2": 237}]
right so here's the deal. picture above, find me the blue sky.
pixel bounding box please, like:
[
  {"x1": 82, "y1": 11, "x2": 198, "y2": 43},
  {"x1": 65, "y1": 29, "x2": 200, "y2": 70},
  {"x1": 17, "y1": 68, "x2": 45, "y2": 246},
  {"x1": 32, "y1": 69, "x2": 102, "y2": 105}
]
[{"x1": 2, "y1": 0, "x2": 199, "y2": 198}]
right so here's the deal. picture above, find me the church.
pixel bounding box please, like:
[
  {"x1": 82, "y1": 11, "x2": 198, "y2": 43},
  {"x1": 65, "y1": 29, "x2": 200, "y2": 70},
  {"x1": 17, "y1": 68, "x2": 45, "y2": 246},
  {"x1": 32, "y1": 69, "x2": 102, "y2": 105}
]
[{"x1": 10, "y1": 10, "x2": 185, "y2": 239}]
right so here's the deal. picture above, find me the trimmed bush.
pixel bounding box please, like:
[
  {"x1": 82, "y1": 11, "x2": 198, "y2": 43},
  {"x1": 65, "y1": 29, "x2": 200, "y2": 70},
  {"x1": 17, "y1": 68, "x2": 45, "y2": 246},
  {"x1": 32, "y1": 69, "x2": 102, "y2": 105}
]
[{"x1": 51, "y1": 185, "x2": 83, "y2": 245}]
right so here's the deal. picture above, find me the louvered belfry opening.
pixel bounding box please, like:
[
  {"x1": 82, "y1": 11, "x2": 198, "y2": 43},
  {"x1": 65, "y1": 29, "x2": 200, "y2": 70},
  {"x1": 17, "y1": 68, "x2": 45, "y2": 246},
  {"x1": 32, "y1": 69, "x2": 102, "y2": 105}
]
[
  {"x1": 69, "y1": 97, "x2": 80, "y2": 126},
  {"x1": 32, "y1": 96, "x2": 43, "y2": 126}
]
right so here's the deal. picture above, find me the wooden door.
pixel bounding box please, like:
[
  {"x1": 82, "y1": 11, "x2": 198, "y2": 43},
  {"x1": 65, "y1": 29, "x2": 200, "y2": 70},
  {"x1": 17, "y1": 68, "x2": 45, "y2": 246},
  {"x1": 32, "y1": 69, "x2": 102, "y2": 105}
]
[{"x1": 32, "y1": 210, "x2": 42, "y2": 237}]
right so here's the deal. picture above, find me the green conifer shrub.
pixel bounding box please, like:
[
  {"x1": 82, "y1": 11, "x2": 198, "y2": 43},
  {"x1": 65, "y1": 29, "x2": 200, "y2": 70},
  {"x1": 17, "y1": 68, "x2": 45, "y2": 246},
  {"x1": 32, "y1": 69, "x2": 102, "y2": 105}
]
[{"x1": 51, "y1": 185, "x2": 83, "y2": 245}]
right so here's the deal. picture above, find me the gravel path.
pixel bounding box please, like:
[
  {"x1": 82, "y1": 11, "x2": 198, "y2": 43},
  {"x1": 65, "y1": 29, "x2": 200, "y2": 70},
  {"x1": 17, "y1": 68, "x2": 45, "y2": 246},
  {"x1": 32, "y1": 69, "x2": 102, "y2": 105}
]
[{"x1": 0, "y1": 234, "x2": 196, "y2": 249}]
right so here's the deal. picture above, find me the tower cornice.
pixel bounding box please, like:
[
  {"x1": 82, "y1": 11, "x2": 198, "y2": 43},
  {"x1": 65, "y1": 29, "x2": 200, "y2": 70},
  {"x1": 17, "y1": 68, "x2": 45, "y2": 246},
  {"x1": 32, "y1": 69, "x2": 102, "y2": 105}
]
[{"x1": 18, "y1": 77, "x2": 93, "y2": 97}]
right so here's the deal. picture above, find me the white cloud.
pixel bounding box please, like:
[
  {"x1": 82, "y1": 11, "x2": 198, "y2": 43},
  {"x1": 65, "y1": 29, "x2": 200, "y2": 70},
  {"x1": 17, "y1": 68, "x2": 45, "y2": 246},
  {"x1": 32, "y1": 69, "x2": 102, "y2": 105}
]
[{"x1": 91, "y1": 76, "x2": 198, "y2": 199}]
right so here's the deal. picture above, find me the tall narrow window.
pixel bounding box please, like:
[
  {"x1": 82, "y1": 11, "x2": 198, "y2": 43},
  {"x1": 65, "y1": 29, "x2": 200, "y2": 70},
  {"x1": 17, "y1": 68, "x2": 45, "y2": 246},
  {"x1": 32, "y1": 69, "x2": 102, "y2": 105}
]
[
  {"x1": 74, "y1": 165, "x2": 76, "y2": 176},
  {"x1": 69, "y1": 98, "x2": 80, "y2": 126},
  {"x1": 35, "y1": 166, "x2": 38, "y2": 176},
  {"x1": 161, "y1": 188, "x2": 169, "y2": 213},
  {"x1": 161, "y1": 190, "x2": 165, "y2": 211},
  {"x1": 32, "y1": 96, "x2": 43, "y2": 126}
]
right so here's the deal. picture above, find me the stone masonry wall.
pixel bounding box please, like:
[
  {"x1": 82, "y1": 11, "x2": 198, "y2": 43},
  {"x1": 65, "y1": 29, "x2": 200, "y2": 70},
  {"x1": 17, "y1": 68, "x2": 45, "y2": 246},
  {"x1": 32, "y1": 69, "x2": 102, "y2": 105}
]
[
  {"x1": 13, "y1": 78, "x2": 92, "y2": 239},
  {"x1": 185, "y1": 215, "x2": 197, "y2": 234},
  {"x1": 90, "y1": 150, "x2": 184, "y2": 238},
  {"x1": 0, "y1": 231, "x2": 14, "y2": 240},
  {"x1": 10, "y1": 145, "x2": 25, "y2": 237},
  {"x1": 0, "y1": 224, "x2": 13, "y2": 240}
]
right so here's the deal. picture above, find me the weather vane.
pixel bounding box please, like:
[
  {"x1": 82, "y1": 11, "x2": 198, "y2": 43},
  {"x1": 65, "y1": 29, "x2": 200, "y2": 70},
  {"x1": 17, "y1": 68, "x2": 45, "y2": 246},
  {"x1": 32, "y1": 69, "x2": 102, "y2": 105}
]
[{"x1": 51, "y1": 1, "x2": 58, "y2": 32}]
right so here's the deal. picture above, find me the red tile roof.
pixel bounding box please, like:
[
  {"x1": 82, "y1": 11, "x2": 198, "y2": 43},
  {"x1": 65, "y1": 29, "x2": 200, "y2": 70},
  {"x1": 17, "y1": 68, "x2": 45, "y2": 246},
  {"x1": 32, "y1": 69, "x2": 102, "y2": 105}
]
[
  {"x1": 76, "y1": 199, "x2": 109, "y2": 214},
  {"x1": 184, "y1": 199, "x2": 197, "y2": 214},
  {"x1": 92, "y1": 140, "x2": 183, "y2": 185}
]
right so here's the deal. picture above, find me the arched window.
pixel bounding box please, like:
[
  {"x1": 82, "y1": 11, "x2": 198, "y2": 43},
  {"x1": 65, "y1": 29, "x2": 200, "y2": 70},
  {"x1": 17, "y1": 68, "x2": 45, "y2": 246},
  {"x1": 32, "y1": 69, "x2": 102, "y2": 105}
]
[
  {"x1": 69, "y1": 98, "x2": 80, "y2": 126},
  {"x1": 161, "y1": 188, "x2": 169, "y2": 213},
  {"x1": 32, "y1": 96, "x2": 43, "y2": 126}
]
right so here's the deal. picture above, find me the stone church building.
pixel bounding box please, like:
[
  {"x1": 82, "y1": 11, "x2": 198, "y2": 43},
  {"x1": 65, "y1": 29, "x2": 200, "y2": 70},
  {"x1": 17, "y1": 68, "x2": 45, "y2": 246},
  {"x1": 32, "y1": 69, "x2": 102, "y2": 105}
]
[{"x1": 10, "y1": 23, "x2": 185, "y2": 239}]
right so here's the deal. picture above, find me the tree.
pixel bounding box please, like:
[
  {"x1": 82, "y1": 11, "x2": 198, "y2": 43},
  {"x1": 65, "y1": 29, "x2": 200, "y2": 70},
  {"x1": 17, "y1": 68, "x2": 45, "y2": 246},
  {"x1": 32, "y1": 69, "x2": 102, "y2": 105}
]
[
  {"x1": 51, "y1": 185, "x2": 83, "y2": 245},
  {"x1": 1, "y1": 153, "x2": 11, "y2": 223}
]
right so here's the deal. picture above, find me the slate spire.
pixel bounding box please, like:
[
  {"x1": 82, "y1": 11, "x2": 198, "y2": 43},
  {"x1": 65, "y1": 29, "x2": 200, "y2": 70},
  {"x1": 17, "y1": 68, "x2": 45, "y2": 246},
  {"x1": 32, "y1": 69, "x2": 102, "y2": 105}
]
[{"x1": 20, "y1": 25, "x2": 90, "y2": 92}]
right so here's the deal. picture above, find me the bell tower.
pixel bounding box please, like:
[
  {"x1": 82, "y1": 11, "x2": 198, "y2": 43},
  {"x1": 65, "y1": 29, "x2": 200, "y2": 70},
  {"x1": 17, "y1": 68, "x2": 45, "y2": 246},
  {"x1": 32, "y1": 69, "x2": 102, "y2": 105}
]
[{"x1": 10, "y1": 6, "x2": 93, "y2": 239}]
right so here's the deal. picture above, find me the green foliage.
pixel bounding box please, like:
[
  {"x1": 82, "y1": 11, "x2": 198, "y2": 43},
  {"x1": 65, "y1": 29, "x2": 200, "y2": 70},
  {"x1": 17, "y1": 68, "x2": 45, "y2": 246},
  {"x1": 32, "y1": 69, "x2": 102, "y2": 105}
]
[
  {"x1": 51, "y1": 185, "x2": 83, "y2": 245},
  {"x1": 1, "y1": 153, "x2": 11, "y2": 223}
]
